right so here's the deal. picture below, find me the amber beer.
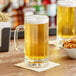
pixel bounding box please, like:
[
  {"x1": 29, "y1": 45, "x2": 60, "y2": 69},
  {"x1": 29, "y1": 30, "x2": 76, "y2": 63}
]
[
  {"x1": 24, "y1": 15, "x2": 49, "y2": 64},
  {"x1": 57, "y1": 0, "x2": 76, "y2": 41}
]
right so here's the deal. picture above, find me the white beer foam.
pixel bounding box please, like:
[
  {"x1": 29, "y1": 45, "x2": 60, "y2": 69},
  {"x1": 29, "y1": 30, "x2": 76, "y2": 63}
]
[
  {"x1": 25, "y1": 15, "x2": 49, "y2": 24},
  {"x1": 57, "y1": 0, "x2": 76, "y2": 7}
]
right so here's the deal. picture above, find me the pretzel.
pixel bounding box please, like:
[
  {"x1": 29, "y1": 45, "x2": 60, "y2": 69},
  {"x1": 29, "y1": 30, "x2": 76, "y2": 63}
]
[
  {"x1": 63, "y1": 37, "x2": 76, "y2": 49},
  {"x1": 0, "y1": 12, "x2": 9, "y2": 22}
]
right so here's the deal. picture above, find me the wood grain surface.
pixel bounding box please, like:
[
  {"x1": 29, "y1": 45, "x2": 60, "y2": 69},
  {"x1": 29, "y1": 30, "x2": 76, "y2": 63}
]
[{"x1": 0, "y1": 36, "x2": 76, "y2": 76}]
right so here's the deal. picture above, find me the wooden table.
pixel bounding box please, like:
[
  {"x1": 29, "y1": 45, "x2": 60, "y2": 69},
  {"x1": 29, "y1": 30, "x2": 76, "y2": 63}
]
[{"x1": 0, "y1": 36, "x2": 76, "y2": 76}]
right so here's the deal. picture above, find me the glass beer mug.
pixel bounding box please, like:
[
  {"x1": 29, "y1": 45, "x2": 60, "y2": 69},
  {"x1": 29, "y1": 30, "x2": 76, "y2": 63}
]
[
  {"x1": 14, "y1": 15, "x2": 49, "y2": 67},
  {"x1": 57, "y1": 0, "x2": 76, "y2": 43}
]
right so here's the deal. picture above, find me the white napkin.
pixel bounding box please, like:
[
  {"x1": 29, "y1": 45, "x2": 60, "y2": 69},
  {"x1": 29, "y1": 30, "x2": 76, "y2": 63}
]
[
  {"x1": 49, "y1": 40, "x2": 57, "y2": 46},
  {"x1": 14, "y1": 61, "x2": 60, "y2": 72},
  {"x1": 49, "y1": 40, "x2": 62, "y2": 47}
]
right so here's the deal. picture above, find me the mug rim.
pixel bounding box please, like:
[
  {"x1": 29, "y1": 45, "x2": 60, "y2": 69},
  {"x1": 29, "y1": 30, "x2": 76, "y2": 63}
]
[
  {"x1": 57, "y1": 0, "x2": 76, "y2": 7},
  {"x1": 24, "y1": 15, "x2": 49, "y2": 24}
]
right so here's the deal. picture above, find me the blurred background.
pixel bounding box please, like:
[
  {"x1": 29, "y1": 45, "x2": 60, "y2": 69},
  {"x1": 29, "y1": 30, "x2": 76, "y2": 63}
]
[{"x1": 0, "y1": 0, "x2": 57, "y2": 35}]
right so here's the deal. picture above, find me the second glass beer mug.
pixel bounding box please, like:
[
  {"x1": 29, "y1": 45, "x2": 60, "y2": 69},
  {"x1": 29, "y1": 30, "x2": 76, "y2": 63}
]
[
  {"x1": 57, "y1": 0, "x2": 76, "y2": 43},
  {"x1": 14, "y1": 15, "x2": 49, "y2": 67}
]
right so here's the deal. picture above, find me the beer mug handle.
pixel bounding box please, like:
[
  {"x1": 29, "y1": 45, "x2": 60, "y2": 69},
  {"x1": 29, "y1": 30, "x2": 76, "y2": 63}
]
[{"x1": 14, "y1": 25, "x2": 24, "y2": 52}]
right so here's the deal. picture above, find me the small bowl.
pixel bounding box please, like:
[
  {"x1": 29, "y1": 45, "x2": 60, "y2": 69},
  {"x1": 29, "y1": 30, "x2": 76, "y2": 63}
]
[{"x1": 62, "y1": 47, "x2": 76, "y2": 59}]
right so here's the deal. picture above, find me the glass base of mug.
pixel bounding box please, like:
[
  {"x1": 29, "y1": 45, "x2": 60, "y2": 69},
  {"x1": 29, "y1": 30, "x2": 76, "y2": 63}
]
[{"x1": 25, "y1": 57, "x2": 49, "y2": 68}]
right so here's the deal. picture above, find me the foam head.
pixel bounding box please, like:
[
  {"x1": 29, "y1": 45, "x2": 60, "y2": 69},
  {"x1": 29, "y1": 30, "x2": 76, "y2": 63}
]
[
  {"x1": 57, "y1": 0, "x2": 76, "y2": 7},
  {"x1": 25, "y1": 15, "x2": 49, "y2": 24}
]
